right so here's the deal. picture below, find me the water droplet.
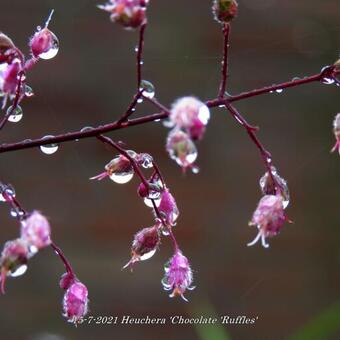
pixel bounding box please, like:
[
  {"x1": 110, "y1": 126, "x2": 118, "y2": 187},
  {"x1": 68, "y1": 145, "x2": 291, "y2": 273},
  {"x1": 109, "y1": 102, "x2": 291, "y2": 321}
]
[
  {"x1": 137, "y1": 98, "x2": 143, "y2": 104},
  {"x1": 259, "y1": 166, "x2": 290, "y2": 209},
  {"x1": 139, "y1": 80, "x2": 155, "y2": 99},
  {"x1": 0, "y1": 184, "x2": 16, "y2": 202},
  {"x1": 275, "y1": 88, "x2": 283, "y2": 93},
  {"x1": 144, "y1": 197, "x2": 161, "y2": 208},
  {"x1": 24, "y1": 85, "x2": 34, "y2": 97},
  {"x1": 135, "y1": 46, "x2": 139, "y2": 53},
  {"x1": 10, "y1": 264, "x2": 27, "y2": 277},
  {"x1": 28, "y1": 245, "x2": 38, "y2": 256},
  {"x1": 198, "y1": 105, "x2": 210, "y2": 125},
  {"x1": 140, "y1": 61, "x2": 144, "y2": 65},
  {"x1": 191, "y1": 165, "x2": 200, "y2": 174},
  {"x1": 109, "y1": 172, "x2": 134, "y2": 184},
  {"x1": 36, "y1": 29, "x2": 59, "y2": 60},
  {"x1": 321, "y1": 77, "x2": 335, "y2": 85},
  {"x1": 292, "y1": 77, "x2": 301, "y2": 81},
  {"x1": 139, "y1": 248, "x2": 157, "y2": 261},
  {"x1": 40, "y1": 135, "x2": 59, "y2": 155},
  {"x1": 138, "y1": 153, "x2": 153, "y2": 168},
  {"x1": 7, "y1": 105, "x2": 23, "y2": 123},
  {"x1": 218, "y1": 104, "x2": 225, "y2": 108},
  {"x1": 80, "y1": 126, "x2": 94, "y2": 133},
  {"x1": 37, "y1": 26, "x2": 42, "y2": 32}
]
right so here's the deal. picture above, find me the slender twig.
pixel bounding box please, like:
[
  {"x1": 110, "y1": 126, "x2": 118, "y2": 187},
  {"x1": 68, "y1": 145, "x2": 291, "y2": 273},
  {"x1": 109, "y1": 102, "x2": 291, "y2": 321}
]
[
  {"x1": 218, "y1": 23, "x2": 230, "y2": 99},
  {"x1": 116, "y1": 90, "x2": 143, "y2": 124},
  {"x1": 50, "y1": 241, "x2": 75, "y2": 276},
  {"x1": 136, "y1": 23, "x2": 147, "y2": 89}
]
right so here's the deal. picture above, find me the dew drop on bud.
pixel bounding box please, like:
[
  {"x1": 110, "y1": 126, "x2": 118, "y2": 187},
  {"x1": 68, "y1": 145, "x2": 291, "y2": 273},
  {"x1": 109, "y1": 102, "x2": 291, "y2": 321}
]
[
  {"x1": 139, "y1": 80, "x2": 155, "y2": 99},
  {"x1": 40, "y1": 135, "x2": 59, "y2": 155},
  {"x1": 110, "y1": 172, "x2": 134, "y2": 184},
  {"x1": 24, "y1": 85, "x2": 34, "y2": 97},
  {"x1": 10, "y1": 264, "x2": 28, "y2": 277},
  {"x1": 7, "y1": 105, "x2": 23, "y2": 123}
]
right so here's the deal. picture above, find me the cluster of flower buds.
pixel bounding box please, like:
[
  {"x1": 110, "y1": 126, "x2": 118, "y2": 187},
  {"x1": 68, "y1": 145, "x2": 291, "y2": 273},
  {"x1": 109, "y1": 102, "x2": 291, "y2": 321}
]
[
  {"x1": 0, "y1": 211, "x2": 51, "y2": 293},
  {"x1": 98, "y1": 0, "x2": 149, "y2": 29},
  {"x1": 165, "y1": 97, "x2": 210, "y2": 172},
  {"x1": 212, "y1": 0, "x2": 238, "y2": 24},
  {"x1": 331, "y1": 113, "x2": 340, "y2": 155},
  {"x1": 162, "y1": 250, "x2": 195, "y2": 302},
  {"x1": 60, "y1": 272, "x2": 89, "y2": 325},
  {"x1": 247, "y1": 167, "x2": 290, "y2": 248}
]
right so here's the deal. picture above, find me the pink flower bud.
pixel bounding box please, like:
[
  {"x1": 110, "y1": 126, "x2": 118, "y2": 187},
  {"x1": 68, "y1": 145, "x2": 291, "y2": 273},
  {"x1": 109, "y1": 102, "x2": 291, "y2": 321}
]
[
  {"x1": 59, "y1": 272, "x2": 76, "y2": 290},
  {"x1": 123, "y1": 225, "x2": 160, "y2": 269},
  {"x1": 20, "y1": 211, "x2": 51, "y2": 253},
  {"x1": 166, "y1": 129, "x2": 198, "y2": 171},
  {"x1": 0, "y1": 59, "x2": 21, "y2": 95},
  {"x1": 0, "y1": 239, "x2": 29, "y2": 294},
  {"x1": 331, "y1": 113, "x2": 340, "y2": 155},
  {"x1": 90, "y1": 152, "x2": 136, "y2": 184},
  {"x1": 248, "y1": 195, "x2": 288, "y2": 248},
  {"x1": 157, "y1": 188, "x2": 179, "y2": 227},
  {"x1": 169, "y1": 97, "x2": 210, "y2": 140},
  {"x1": 98, "y1": 0, "x2": 149, "y2": 29},
  {"x1": 162, "y1": 250, "x2": 195, "y2": 302},
  {"x1": 63, "y1": 281, "x2": 89, "y2": 325},
  {"x1": 212, "y1": 0, "x2": 238, "y2": 24}
]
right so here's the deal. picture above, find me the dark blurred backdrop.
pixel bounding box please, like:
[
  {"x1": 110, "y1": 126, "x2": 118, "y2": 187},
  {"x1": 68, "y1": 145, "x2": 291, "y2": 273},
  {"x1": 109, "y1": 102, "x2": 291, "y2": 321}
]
[{"x1": 0, "y1": 1, "x2": 339, "y2": 339}]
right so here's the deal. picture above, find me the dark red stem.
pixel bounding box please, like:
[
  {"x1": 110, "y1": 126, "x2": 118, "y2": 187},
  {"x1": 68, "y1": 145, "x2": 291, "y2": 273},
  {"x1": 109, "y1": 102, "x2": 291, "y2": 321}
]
[
  {"x1": 136, "y1": 23, "x2": 147, "y2": 89},
  {"x1": 218, "y1": 23, "x2": 230, "y2": 99}
]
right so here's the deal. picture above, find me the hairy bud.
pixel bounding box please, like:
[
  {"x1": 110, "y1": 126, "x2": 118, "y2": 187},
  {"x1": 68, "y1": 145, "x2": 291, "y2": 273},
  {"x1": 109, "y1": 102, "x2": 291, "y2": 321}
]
[
  {"x1": 63, "y1": 281, "x2": 89, "y2": 325},
  {"x1": 123, "y1": 224, "x2": 160, "y2": 269},
  {"x1": 331, "y1": 113, "x2": 340, "y2": 155},
  {"x1": 162, "y1": 250, "x2": 195, "y2": 302},
  {"x1": 212, "y1": 0, "x2": 238, "y2": 24},
  {"x1": 98, "y1": 0, "x2": 149, "y2": 29},
  {"x1": 248, "y1": 195, "x2": 288, "y2": 248}
]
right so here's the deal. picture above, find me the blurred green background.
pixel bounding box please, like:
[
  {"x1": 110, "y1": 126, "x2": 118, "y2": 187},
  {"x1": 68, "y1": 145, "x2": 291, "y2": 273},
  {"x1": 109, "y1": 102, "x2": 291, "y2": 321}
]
[{"x1": 0, "y1": 1, "x2": 339, "y2": 339}]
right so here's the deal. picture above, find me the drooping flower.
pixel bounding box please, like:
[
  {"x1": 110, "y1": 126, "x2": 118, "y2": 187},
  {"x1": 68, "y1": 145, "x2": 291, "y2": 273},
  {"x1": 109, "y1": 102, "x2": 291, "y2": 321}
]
[
  {"x1": 0, "y1": 238, "x2": 29, "y2": 294},
  {"x1": 62, "y1": 280, "x2": 89, "y2": 325},
  {"x1": 212, "y1": 0, "x2": 238, "y2": 24},
  {"x1": 157, "y1": 188, "x2": 179, "y2": 227},
  {"x1": 259, "y1": 166, "x2": 290, "y2": 208},
  {"x1": 90, "y1": 151, "x2": 136, "y2": 184},
  {"x1": 20, "y1": 211, "x2": 51, "y2": 254},
  {"x1": 248, "y1": 195, "x2": 288, "y2": 248},
  {"x1": 123, "y1": 224, "x2": 161, "y2": 269},
  {"x1": 162, "y1": 250, "x2": 195, "y2": 302},
  {"x1": 166, "y1": 129, "x2": 198, "y2": 171},
  {"x1": 98, "y1": 0, "x2": 149, "y2": 29},
  {"x1": 331, "y1": 113, "x2": 340, "y2": 155},
  {"x1": 169, "y1": 97, "x2": 210, "y2": 140}
]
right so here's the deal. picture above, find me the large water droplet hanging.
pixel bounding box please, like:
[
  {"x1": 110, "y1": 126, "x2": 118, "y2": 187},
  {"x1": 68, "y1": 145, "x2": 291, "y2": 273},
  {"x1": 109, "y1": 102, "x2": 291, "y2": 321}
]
[
  {"x1": 139, "y1": 80, "x2": 155, "y2": 99},
  {"x1": 7, "y1": 105, "x2": 23, "y2": 123},
  {"x1": 38, "y1": 29, "x2": 59, "y2": 60},
  {"x1": 40, "y1": 136, "x2": 59, "y2": 155},
  {"x1": 10, "y1": 264, "x2": 28, "y2": 277}
]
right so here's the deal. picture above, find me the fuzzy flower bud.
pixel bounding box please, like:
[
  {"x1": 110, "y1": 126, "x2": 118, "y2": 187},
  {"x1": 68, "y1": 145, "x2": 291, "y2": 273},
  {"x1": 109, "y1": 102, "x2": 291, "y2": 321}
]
[
  {"x1": 0, "y1": 239, "x2": 29, "y2": 294},
  {"x1": 169, "y1": 97, "x2": 210, "y2": 140},
  {"x1": 63, "y1": 280, "x2": 89, "y2": 325},
  {"x1": 248, "y1": 195, "x2": 288, "y2": 248},
  {"x1": 157, "y1": 188, "x2": 179, "y2": 227},
  {"x1": 123, "y1": 224, "x2": 160, "y2": 269},
  {"x1": 162, "y1": 250, "x2": 195, "y2": 302},
  {"x1": 98, "y1": 0, "x2": 149, "y2": 29},
  {"x1": 20, "y1": 211, "x2": 51, "y2": 253},
  {"x1": 166, "y1": 129, "x2": 198, "y2": 171},
  {"x1": 0, "y1": 59, "x2": 21, "y2": 96},
  {"x1": 90, "y1": 151, "x2": 136, "y2": 184},
  {"x1": 331, "y1": 113, "x2": 340, "y2": 155},
  {"x1": 212, "y1": 0, "x2": 238, "y2": 24}
]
